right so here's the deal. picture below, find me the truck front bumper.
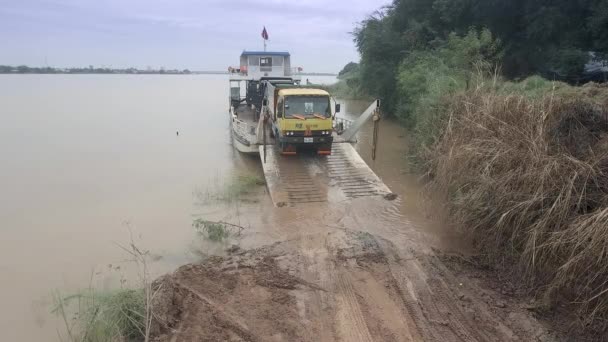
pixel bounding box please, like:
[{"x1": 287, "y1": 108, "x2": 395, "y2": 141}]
[{"x1": 278, "y1": 136, "x2": 334, "y2": 144}]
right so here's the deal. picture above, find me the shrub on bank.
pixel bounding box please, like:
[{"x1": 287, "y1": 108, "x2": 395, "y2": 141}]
[
  {"x1": 322, "y1": 67, "x2": 369, "y2": 100},
  {"x1": 395, "y1": 29, "x2": 502, "y2": 158},
  {"x1": 54, "y1": 288, "x2": 146, "y2": 342},
  {"x1": 425, "y1": 83, "x2": 608, "y2": 330}
]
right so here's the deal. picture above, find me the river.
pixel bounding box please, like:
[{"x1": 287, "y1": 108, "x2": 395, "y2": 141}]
[{"x1": 0, "y1": 74, "x2": 465, "y2": 341}]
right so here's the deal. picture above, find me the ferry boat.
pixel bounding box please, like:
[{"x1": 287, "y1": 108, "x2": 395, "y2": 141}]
[
  {"x1": 226, "y1": 50, "x2": 391, "y2": 205},
  {"x1": 228, "y1": 50, "x2": 301, "y2": 154},
  {"x1": 227, "y1": 50, "x2": 379, "y2": 156}
]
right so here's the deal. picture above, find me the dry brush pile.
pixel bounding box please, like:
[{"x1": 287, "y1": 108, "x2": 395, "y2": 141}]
[{"x1": 425, "y1": 82, "x2": 608, "y2": 330}]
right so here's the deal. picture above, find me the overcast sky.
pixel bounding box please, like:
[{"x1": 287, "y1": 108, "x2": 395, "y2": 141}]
[{"x1": 0, "y1": 0, "x2": 391, "y2": 72}]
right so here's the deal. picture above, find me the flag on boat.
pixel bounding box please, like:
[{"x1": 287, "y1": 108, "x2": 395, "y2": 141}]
[{"x1": 262, "y1": 26, "x2": 269, "y2": 40}]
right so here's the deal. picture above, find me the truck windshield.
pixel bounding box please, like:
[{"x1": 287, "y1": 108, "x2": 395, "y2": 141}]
[{"x1": 284, "y1": 96, "x2": 330, "y2": 118}]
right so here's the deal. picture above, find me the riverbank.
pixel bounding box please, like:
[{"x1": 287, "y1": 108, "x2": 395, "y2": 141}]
[
  {"x1": 329, "y1": 20, "x2": 608, "y2": 335},
  {"x1": 41, "y1": 73, "x2": 608, "y2": 341},
  {"x1": 60, "y1": 226, "x2": 564, "y2": 341},
  {"x1": 424, "y1": 80, "x2": 608, "y2": 337},
  {"x1": 52, "y1": 111, "x2": 579, "y2": 342}
]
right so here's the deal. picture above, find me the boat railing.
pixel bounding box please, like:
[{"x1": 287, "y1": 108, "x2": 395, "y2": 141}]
[
  {"x1": 228, "y1": 66, "x2": 248, "y2": 76},
  {"x1": 333, "y1": 116, "x2": 353, "y2": 135}
]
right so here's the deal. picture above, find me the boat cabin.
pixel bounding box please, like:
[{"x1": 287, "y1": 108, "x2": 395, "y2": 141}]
[{"x1": 230, "y1": 51, "x2": 296, "y2": 80}]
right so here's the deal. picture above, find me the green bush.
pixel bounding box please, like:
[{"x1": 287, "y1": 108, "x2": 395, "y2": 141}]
[
  {"x1": 193, "y1": 219, "x2": 231, "y2": 242},
  {"x1": 395, "y1": 28, "x2": 502, "y2": 154},
  {"x1": 54, "y1": 288, "x2": 146, "y2": 342}
]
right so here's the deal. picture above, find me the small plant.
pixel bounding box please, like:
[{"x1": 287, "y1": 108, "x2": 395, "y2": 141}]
[
  {"x1": 54, "y1": 226, "x2": 160, "y2": 342},
  {"x1": 193, "y1": 219, "x2": 245, "y2": 243},
  {"x1": 54, "y1": 288, "x2": 146, "y2": 342},
  {"x1": 195, "y1": 173, "x2": 265, "y2": 204},
  {"x1": 227, "y1": 174, "x2": 265, "y2": 198}
]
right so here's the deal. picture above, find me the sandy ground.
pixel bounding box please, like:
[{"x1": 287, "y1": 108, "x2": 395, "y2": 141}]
[{"x1": 149, "y1": 229, "x2": 561, "y2": 342}]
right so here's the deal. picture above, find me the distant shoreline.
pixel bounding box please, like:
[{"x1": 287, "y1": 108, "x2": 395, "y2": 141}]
[
  {"x1": 0, "y1": 66, "x2": 336, "y2": 76},
  {"x1": 0, "y1": 72, "x2": 338, "y2": 76}
]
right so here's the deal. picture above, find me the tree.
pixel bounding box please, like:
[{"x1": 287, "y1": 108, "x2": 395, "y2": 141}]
[
  {"x1": 338, "y1": 62, "x2": 359, "y2": 77},
  {"x1": 352, "y1": 0, "x2": 608, "y2": 115},
  {"x1": 0, "y1": 65, "x2": 13, "y2": 73}
]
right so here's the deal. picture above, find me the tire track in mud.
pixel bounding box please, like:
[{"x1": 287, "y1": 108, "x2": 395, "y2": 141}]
[
  {"x1": 334, "y1": 270, "x2": 375, "y2": 342},
  {"x1": 376, "y1": 238, "x2": 534, "y2": 342},
  {"x1": 326, "y1": 232, "x2": 421, "y2": 342},
  {"x1": 295, "y1": 232, "x2": 423, "y2": 342},
  {"x1": 294, "y1": 234, "x2": 336, "y2": 342},
  {"x1": 378, "y1": 242, "x2": 482, "y2": 341}
]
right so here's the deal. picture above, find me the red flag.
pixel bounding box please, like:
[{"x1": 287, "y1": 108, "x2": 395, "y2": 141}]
[{"x1": 261, "y1": 26, "x2": 269, "y2": 40}]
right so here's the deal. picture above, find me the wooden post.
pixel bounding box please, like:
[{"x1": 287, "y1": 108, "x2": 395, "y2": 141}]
[{"x1": 263, "y1": 112, "x2": 267, "y2": 163}]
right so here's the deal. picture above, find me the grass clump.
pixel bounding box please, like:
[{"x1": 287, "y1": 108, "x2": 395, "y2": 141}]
[
  {"x1": 192, "y1": 218, "x2": 245, "y2": 243},
  {"x1": 424, "y1": 83, "x2": 608, "y2": 331},
  {"x1": 54, "y1": 230, "x2": 157, "y2": 342},
  {"x1": 54, "y1": 289, "x2": 146, "y2": 342},
  {"x1": 196, "y1": 173, "x2": 265, "y2": 203},
  {"x1": 229, "y1": 174, "x2": 265, "y2": 193}
]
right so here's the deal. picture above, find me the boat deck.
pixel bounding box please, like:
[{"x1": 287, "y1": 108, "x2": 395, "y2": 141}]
[
  {"x1": 232, "y1": 104, "x2": 275, "y2": 147},
  {"x1": 260, "y1": 143, "x2": 392, "y2": 206}
]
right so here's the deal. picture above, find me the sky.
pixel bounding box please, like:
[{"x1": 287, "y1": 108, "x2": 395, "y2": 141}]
[{"x1": 0, "y1": 0, "x2": 391, "y2": 73}]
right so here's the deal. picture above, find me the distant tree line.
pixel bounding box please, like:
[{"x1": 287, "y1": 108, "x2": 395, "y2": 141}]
[
  {"x1": 0, "y1": 65, "x2": 192, "y2": 74},
  {"x1": 352, "y1": 0, "x2": 608, "y2": 115}
]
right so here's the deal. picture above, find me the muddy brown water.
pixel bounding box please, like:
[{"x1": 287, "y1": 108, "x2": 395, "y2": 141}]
[{"x1": 0, "y1": 75, "x2": 466, "y2": 341}]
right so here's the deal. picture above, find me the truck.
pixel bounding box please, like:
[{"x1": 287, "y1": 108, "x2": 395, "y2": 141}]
[{"x1": 263, "y1": 81, "x2": 340, "y2": 155}]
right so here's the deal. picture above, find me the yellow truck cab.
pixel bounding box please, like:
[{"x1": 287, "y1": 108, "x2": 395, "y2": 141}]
[{"x1": 265, "y1": 84, "x2": 339, "y2": 155}]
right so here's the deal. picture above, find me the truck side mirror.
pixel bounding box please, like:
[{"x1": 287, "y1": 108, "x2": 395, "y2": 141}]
[
  {"x1": 335, "y1": 104, "x2": 341, "y2": 113},
  {"x1": 263, "y1": 99, "x2": 268, "y2": 106}
]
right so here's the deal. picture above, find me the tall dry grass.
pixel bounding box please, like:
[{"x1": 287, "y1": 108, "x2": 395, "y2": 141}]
[{"x1": 425, "y1": 81, "x2": 608, "y2": 329}]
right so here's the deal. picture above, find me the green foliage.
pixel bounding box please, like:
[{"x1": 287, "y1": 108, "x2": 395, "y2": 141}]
[
  {"x1": 232, "y1": 174, "x2": 265, "y2": 191},
  {"x1": 396, "y1": 29, "x2": 502, "y2": 151},
  {"x1": 500, "y1": 75, "x2": 569, "y2": 98},
  {"x1": 546, "y1": 48, "x2": 589, "y2": 77},
  {"x1": 353, "y1": 0, "x2": 608, "y2": 116},
  {"x1": 354, "y1": 10, "x2": 404, "y2": 114},
  {"x1": 54, "y1": 288, "x2": 146, "y2": 342},
  {"x1": 589, "y1": 0, "x2": 608, "y2": 56},
  {"x1": 196, "y1": 173, "x2": 265, "y2": 203},
  {"x1": 323, "y1": 64, "x2": 369, "y2": 99},
  {"x1": 338, "y1": 62, "x2": 359, "y2": 78},
  {"x1": 193, "y1": 219, "x2": 232, "y2": 242}
]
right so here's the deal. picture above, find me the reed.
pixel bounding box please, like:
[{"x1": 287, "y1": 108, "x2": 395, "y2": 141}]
[{"x1": 425, "y1": 82, "x2": 608, "y2": 330}]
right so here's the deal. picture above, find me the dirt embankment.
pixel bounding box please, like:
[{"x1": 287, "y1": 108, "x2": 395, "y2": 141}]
[{"x1": 148, "y1": 230, "x2": 560, "y2": 342}]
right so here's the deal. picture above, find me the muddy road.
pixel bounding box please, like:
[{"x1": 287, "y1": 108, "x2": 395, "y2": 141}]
[
  {"x1": 152, "y1": 225, "x2": 556, "y2": 341},
  {"x1": 161, "y1": 101, "x2": 559, "y2": 341}
]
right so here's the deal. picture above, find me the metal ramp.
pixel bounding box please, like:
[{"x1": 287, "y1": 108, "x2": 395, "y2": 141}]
[{"x1": 260, "y1": 143, "x2": 392, "y2": 207}]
